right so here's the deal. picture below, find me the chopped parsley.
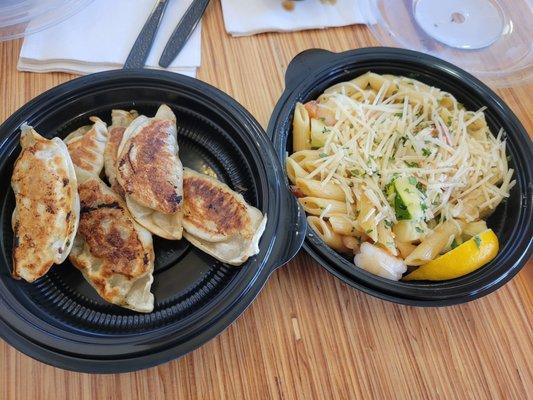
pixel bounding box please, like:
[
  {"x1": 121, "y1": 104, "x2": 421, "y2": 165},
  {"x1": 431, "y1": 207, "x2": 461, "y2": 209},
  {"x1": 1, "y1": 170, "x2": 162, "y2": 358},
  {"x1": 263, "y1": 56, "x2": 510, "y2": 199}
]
[
  {"x1": 415, "y1": 226, "x2": 424, "y2": 233},
  {"x1": 319, "y1": 152, "x2": 328, "y2": 158},
  {"x1": 422, "y1": 148, "x2": 431, "y2": 157},
  {"x1": 416, "y1": 182, "x2": 426, "y2": 193},
  {"x1": 394, "y1": 195, "x2": 410, "y2": 220},
  {"x1": 408, "y1": 177, "x2": 418, "y2": 185},
  {"x1": 473, "y1": 235, "x2": 482, "y2": 248},
  {"x1": 451, "y1": 239, "x2": 459, "y2": 249},
  {"x1": 404, "y1": 161, "x2": 420, "y2": 168},
  {"x1": 395, "y1": 112, "x2": 403, "y2": 117},
  {"x1": 384, "y1": 220, "x2": 393, "y2": 228},
  {"x1": 366, "y1": 228, "x2": 373, "y2": 234},
  {"x1": 420, "y1": 202, "x2": 428, "y2": 212}
]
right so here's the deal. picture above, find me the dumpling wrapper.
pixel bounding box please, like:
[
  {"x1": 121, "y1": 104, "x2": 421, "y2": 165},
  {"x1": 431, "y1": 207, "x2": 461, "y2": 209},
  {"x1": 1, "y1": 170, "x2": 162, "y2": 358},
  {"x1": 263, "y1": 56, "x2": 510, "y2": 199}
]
[
  {"x1": 69, "y1": 169, "x2": 155, "y2": 313},
  {"x1": 64, "y1": 116, "x2": 108, "y2": 176},
  {"x1": 182, "y1": 168, "x2": 267, "y2": 266},
  {"x1": 11, "y1": 125, "x2": 80, "y2": 282},
  {"x1": 116, "y1": 104, "x2": 183, "y2": 240},
  {"x1": 104, "y1": 109, "x2": 138, "y2": 196}
]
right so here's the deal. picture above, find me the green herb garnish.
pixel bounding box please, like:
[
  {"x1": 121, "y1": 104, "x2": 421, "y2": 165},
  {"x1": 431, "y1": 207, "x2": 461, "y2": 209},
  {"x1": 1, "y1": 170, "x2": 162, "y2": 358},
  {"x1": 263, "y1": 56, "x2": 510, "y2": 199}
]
[
  {"x1": 422, "y1": 148, "x2": 431, "y2": 157},
  {"x1": 404, "y1": 161, "x2": 420, "y2": 168},
  {"x1": 473, "y1": 235, "x2": 482, "y2": 248},
  {"x1": 394, "y1": 195, "x2": 410, "y2": 220}
]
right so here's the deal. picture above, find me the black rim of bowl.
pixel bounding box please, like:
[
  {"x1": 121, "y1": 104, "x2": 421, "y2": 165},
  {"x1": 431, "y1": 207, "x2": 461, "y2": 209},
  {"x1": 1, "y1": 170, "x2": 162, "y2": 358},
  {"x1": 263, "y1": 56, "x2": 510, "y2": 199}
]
[
  {"x1": 0, "y1": 69, "x2": 306, "y2": 373},
  {"x1": 268, "y1": 47, "x2": 533, "y2": 306}
]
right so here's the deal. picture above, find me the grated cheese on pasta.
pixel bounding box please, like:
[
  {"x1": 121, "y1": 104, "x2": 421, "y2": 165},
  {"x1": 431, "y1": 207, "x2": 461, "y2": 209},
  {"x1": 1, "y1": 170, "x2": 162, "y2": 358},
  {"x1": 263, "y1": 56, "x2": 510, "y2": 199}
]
[{"x1": 299, "y1": 73, "x2": 514, "y2": 235}]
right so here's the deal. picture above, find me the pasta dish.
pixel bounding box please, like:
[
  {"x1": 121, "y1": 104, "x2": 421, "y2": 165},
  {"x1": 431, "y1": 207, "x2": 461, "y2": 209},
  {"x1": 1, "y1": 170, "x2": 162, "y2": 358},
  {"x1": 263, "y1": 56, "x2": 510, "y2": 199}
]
[{"x1": 287, "y1": 72, "x2": 514, "y2": 281}]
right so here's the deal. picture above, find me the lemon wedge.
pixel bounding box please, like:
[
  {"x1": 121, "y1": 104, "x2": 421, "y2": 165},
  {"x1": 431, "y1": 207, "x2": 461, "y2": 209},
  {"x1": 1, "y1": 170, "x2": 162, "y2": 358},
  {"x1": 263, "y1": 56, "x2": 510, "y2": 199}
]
[{"x1": 403, "y1": 229, "x2": 499, "y2": 281}]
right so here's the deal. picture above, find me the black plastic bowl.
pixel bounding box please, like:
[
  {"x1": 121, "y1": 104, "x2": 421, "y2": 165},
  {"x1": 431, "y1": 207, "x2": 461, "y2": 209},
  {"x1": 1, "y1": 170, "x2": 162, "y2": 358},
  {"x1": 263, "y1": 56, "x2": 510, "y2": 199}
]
[
  {"x1": 0, "y1": 69, "x2": 306, "y2": 372},
  {"x1": 268, "y1": 47, "x2": 533, "y2": 306}
]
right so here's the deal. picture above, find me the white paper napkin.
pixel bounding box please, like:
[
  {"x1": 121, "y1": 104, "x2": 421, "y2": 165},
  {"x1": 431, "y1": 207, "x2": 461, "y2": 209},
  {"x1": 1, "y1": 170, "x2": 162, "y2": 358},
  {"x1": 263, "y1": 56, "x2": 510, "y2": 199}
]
[
  {"x1": 220, "y1": 0, "x2": 371, "y2": 36},
  {"x1": 18, "y1": 0, "x2": 201, "y2": 77}
]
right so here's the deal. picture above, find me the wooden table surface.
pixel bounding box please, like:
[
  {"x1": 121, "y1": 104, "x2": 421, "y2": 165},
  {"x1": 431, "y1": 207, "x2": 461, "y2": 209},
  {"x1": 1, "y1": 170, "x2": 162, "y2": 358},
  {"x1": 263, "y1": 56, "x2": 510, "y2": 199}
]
[{"x1": 1, "y1": 2, "x2": 532, "y2": 399}]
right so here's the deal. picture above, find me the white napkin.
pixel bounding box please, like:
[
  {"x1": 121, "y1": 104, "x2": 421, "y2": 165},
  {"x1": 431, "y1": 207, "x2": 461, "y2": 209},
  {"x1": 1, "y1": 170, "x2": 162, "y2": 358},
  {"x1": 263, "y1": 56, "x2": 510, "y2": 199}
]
[
  {"x1": 221, "y1": 0, "x2": 371, "y2": 36},
  {"x1": 18, "y1": 0, "x2": 201, "y2": 77}
]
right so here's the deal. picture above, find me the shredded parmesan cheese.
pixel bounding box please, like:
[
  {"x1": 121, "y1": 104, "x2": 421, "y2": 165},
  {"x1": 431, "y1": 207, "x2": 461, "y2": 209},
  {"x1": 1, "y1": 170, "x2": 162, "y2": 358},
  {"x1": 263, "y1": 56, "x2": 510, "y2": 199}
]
[{"x1": 294, "y1": 73, "x2": 514, "y2": 230}]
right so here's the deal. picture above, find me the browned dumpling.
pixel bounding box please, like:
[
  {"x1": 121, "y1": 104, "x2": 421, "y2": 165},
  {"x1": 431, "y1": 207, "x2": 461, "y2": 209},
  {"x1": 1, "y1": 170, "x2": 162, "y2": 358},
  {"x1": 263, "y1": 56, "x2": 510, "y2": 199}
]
[
  {"x1": 69, "y1": 169, "x2": 155, "y2": 313},
  {"x1": 182, "y1": 168, "x2": 267, "y2": 266},
  {"x1": 11, "y1": 125, "x2": 79, "y2": 282},
  {"x1": 116, "y1": 105, "x2": 183, "y2": 240},
  {"x1": 103, "y1": 109, "x2": 138, "y2": 196},
  {"x1": 64, "y1": 117, "x2": 108, "y2": 176}
]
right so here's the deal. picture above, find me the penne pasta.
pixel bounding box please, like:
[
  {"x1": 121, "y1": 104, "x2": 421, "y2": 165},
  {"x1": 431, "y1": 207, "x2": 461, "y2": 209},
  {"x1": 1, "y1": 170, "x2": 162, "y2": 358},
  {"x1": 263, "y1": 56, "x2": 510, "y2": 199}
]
[
  {"x1": 393, "y1": 220, "x2": 424, "y2": 243},
  {"x1": 396, "y1": 87, "x2": 427, "y2": 106},
  {"x1": 289, "y1": 149, "x2": 320, "y2": 164},
  {"x1": 328, "y1": 214, "x2": 356, "y2": 236},
  {"x1": 356, "y1": 193, "x2": 377, "y2": 242},
  {"x1": 298, "y1": 197, "x2": 347, "y2": 216},
  {"x1": 439, "y1": 94, "x2": 456, "y2": 110},
  {"x1": 324, "y1": 81, "x2": 363, "y2": 97},
  {"x1": 292, "y1": 102, "x2": 311, "y2": 152},
  {"x1": 367, "y1": 72, "x2": 398, "y2": 97},
  {"x1": 377, "y1": 220, "x2": 398, "y2": 256},
  {"x1": 286, "y1": 158, "x2": 308, "y2": 184},
  {"x1": 301, "y1": 160, "x2": 322, "y2": 174},
  {"x1": 463, "y1": 220, "x2": 488, "y2": 237},
  {"x1": 295, "y1": 178, "x2": 345, "y2": 201},
  {"x1": 351, "y1": 89, "x2": 376, "y2": 103},
  {"x1": 405, "y1": 220, "x2": 465, "y2": 266},
  {"x1": 395, "y1": 240, "x2": 417, "y2": 259},
  {"x1": 342, "y1": 235, "x2": 360, "y2": 252},
  {"x1": 307, "y1": 216, "x2": 350, "y2": 253}
]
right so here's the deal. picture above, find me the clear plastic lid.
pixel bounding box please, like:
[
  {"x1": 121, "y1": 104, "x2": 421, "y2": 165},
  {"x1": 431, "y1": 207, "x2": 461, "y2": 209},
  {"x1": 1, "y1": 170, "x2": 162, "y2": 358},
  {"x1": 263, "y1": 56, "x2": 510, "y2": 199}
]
[
  {"x1": 364, "y1": 0, "x2": 532, "y2": 88},
  {"x1": 0, "y1": 0, "x2": 94, "y2": 42}
]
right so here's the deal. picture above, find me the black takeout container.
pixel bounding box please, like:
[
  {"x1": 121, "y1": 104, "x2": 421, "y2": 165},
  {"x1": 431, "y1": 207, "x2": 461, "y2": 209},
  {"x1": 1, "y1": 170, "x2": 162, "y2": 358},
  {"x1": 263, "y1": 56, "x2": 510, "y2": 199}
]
[
  {"x1": 269, "y1": 47, "x2": 533, "y2": 307},
  {"x1": 0, "y1": 48, "x2": 531, "y2": 373},
  {"x1": 0, "y1": 70, "x2": 306, "y2": 372}
]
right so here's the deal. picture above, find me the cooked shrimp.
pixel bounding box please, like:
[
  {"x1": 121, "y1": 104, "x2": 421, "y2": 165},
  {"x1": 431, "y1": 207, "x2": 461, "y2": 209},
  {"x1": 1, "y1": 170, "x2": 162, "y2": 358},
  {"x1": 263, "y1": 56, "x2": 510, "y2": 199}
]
[
  {"x1": 354, "y1": 242, "x2": 407, "y2": 281},
  {"x1": 304, "y1": 101, "x2": 336, "y2": 126}
]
